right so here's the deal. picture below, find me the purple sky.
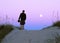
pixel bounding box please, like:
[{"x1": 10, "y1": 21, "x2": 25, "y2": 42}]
[{"x1": 0, "y1": 0, "x2": 60, "y2": 30}]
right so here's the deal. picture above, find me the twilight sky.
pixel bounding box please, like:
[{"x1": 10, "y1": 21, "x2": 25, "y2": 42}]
[{"x1": 0, "y1": 0, "x2": 60, "y2": 30}]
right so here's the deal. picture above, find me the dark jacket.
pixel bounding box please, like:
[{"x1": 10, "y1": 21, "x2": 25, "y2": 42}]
[{"x1": 18, "y1": 13, "x2": 26, "y2": 25}]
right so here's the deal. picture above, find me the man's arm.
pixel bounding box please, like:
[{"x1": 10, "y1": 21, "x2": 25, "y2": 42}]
[
  {"x1": 19, "y1": 13, "x2": 22, "y2": 19},
  {"x1": 25, "y1": 14, "x2": 26, "y2": 20},
  {"x1": 18, "y1": 15, "x2": 20, "y2": 19},
  {"x1": 18, "y1": 14, "x2": 21, "y2": 22}
]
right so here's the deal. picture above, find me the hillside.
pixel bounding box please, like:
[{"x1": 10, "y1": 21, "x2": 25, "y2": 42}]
[{"x1": 1, "y1": 26, "x2": 60, "y2": 43}]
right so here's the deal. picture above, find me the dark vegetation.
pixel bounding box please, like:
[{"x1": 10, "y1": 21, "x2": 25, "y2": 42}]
[
  {"x1": 53, "y1": 21, "x2": 60, "y2": 27},
  {"x1": 0, "y1": 24, "x2": 13, "y2": 42}
]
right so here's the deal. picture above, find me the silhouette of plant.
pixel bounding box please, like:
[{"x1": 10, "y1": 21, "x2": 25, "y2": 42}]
[
  {"x1": 53, "y1": 21, "x2": 60, "y2": 27},
  {"x1": 0, "y1": 24, "x2": 13, "y2": 42}
]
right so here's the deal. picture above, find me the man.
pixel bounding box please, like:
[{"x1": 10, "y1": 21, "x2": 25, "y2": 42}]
[{"x1": 18, "y1": 10, "x2": 26, "y2": 30}]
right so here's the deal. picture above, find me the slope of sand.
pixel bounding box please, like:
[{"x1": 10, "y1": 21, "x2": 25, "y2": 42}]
[{"x1": 1, "y1": 26, "x2": 60, "y2": 43}]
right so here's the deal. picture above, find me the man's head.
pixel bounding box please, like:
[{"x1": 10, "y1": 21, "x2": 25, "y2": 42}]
[{"x1": 22, "y1": 10, "x2": 25, "y2": 13}]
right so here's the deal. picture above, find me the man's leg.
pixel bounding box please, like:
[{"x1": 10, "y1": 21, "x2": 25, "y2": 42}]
[{"x1": 20, "y1": 25, "x2": 24, "y2": 30}]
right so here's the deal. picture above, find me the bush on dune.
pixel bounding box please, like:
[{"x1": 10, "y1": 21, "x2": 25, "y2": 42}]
[
  {"x1": 52, "y1": 21, "x2": 60, "y2": 27},
  {"x1": 0, "y1": 24, "x2": 13, "y2": 42}
]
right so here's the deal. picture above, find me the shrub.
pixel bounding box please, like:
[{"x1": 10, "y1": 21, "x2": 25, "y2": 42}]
[
  {"x1": 53, "y1": 21, "x2": 60, "y2": 27},
  {"x1": 0, "y1": 24, "x2": 13, "y2": 42}
]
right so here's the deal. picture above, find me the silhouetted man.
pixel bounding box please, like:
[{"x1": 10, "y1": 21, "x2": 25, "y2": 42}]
[{"x1": 18, "y1": 10, "x2": 26, "y2": 30}]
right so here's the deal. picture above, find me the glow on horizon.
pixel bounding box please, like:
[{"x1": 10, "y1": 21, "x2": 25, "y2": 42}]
[{"x1": 0, "y1": 0, "x2": 60, "y2": 30}]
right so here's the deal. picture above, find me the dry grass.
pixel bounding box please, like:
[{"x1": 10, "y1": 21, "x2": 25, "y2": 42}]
[
  {"x1": 0, "y1": 24, "x2": 13, "y2": 42},
  {"x1": 53, "y1": 21, "x2": 60, "y2": 27}
]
